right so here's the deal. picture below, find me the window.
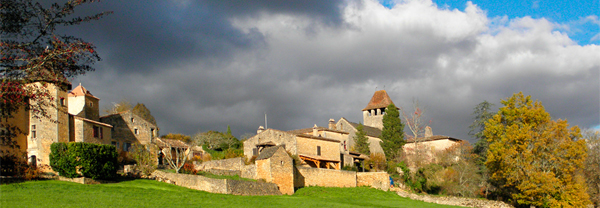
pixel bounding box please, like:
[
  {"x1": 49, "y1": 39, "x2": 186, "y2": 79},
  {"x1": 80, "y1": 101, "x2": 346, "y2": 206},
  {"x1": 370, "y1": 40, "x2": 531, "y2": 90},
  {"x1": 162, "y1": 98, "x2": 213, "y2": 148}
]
[
  {"x1": 60, "y1": 98, "x2": 65, "y2": 106},
  {"x1": 89, "y1": 102, "x2": 93, "y2": 107},
  {"x1": 111, "y1": 141, "x2": 117, "y2": 147},
  {"x1": 151, "y1": 128, "x2": 155, "y2": 137},
  {"x1": 99, "y1": 127, "x2": 103, "y2": 139},
  {"x1": 131, "y1": 117, "x2": 134, "y2": 123},
  {"x1": 134, "y1": 128, "x2": 139, "y2": 135},
  {"x1": 123, "y1": 142, "x2": 131, "y2": 151},
  {"x1": 317, "y1": 146, "x2": 321, "y2": 156},
  {"x1": 29, "y1": 155, "x2": 36, "y2": 167},
  {"x1": 93, "y1": 126, "x2": 99, "y2": 138},
  {"x1": 31, "y1": 125, "x2": 36, "y2": 139}
]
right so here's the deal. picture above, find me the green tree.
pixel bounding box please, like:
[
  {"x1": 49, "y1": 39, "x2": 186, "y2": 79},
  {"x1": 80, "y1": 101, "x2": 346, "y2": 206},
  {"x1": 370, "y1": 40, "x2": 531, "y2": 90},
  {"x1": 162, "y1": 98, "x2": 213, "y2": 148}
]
[
  {"x1": 468, "y1": 100, "x2": 495, "y2": 161},
  {"x1": 380, "y1": 103, "x2": 405, "y2": 162},
  {"x1": 484, "y1": 92, "x2": 590, "y2": 207},
  {"x1": 353, "y1": 122, "x2": 370, "y2": 155},
  {"x1": 132, "y1": 103, "x2": 157, "y2": 125}
]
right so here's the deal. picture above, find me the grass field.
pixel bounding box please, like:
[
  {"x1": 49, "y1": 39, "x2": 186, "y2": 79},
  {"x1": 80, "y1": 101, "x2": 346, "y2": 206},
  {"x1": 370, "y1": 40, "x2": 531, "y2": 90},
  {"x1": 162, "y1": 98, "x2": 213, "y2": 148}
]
[{"x1": 1, "y1": 179, "x2": 464, "y2": 208}]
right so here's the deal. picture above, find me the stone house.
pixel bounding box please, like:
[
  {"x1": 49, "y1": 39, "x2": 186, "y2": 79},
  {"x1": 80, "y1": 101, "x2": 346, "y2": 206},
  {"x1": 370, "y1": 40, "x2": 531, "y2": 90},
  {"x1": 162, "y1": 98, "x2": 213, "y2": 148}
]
[
  {"x1": 0, "y1": 82, "x2": 114, "y2": 167},
  {"x1": 244, "y1": 127, "x2": 342, "y2": 170},
  {"x1": 100, "y1": 110, "x2": 159, "y2": 152},
  {"x1": 255, "y1": 146, "x2": 294, "y2": 195},
  {"x1": 403, "y1": 127, "x2": 462, "y2": 165}
]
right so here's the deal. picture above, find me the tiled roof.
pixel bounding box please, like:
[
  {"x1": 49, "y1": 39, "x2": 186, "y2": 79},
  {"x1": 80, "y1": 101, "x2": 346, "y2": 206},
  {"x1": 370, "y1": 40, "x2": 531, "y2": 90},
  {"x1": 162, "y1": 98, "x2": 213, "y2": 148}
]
[
  {"x1": 362, "y1": 90, "x2": 395, "y2": 111},
  {"x1": 348, "y1": 121, "x2": 382, "y2": 138},
  {"x1": 68, "y1": 83, "x2": 99, "y2": 99},
  {"x1": 72, "y1": 115, "x2": 113, "y2": 128},
  {"x1": 256, "y1": 146, "x2": 282, "y2": 160},
  {"x1": 406, "y1": 135, "x2": 461, "y2": 143}
]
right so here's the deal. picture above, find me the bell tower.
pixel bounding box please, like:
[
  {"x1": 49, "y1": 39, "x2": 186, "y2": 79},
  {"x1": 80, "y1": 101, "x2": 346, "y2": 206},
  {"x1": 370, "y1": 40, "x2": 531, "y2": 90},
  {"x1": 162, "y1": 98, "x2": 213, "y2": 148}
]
[{"x1": 362, "y1": 90, "x2": 395, "y2": 130}]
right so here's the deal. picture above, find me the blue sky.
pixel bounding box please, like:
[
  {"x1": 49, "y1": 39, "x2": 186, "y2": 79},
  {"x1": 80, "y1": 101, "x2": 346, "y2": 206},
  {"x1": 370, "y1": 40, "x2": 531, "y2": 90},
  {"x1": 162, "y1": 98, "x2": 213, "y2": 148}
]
[{"x1": 380, "y1": 0, "x2": 599, "y2": 45}]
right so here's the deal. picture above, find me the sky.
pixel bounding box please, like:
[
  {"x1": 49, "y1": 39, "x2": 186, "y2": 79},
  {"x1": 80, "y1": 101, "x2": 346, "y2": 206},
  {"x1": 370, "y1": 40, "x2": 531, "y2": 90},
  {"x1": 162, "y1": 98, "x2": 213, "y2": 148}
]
[{"x1": 58, "y1": 0, "x2": 599, "y2": 142}]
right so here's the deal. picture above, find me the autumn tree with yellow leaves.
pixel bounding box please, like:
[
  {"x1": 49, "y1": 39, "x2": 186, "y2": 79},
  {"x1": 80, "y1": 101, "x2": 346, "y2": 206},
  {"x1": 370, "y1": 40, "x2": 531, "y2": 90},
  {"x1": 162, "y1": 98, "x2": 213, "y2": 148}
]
[{"x1": 484, "y1": 92, "x2": 590, "y2": 207}]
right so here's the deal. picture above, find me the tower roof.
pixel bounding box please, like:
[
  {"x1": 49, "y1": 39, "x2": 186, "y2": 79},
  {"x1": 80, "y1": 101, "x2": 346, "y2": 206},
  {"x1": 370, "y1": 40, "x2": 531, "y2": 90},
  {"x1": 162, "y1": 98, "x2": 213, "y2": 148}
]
[
  {"x1": 362, "y1": 90, "x2": 395, "y2": 111},
  {"x1": 68, "y1": 83, "x2": 99, "y2": 99}
]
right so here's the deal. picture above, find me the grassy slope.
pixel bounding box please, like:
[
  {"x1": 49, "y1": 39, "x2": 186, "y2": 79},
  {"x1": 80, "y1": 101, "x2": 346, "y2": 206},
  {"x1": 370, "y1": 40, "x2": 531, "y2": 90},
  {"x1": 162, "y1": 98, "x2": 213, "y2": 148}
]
[{"x1": 1, "y1": 179, "x2": 464, "y2": 208}]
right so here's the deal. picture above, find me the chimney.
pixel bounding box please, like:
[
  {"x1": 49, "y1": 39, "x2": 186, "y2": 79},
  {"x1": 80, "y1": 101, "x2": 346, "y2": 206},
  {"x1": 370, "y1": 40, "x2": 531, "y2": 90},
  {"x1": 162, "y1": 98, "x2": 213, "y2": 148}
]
[
  {"x1": 328, "y1": 119, "x2": 336, "y2": 130},
  {"x1": 257, "y1": 126, "x2": 265, "y2": 134},
  {"x1": 313, "y1": 124, "x2": 319, "y2": 137},
  {"x1": 424, "y1": 126, "x2": 433, "y2": 138}
]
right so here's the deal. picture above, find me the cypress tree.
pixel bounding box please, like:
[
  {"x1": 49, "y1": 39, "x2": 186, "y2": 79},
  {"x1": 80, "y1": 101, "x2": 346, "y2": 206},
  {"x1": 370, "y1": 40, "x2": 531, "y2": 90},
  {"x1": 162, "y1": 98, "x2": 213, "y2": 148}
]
[
  {"x1": 353, "y1": 123, "x2": 370, "y2": 155},
  {"x1": 380, "y1": 103, "x2": 405, "y2": 161}
]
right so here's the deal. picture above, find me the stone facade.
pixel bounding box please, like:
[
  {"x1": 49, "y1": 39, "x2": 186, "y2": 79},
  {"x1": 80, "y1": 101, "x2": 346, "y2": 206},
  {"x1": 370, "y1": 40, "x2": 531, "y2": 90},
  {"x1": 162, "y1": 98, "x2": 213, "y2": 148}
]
[
  {"x1": 100, "y1": 111, "x2": 158, "y2": 151},
  {"x1": 255, "y1": 146, "x2": 294, "y2": 195}
]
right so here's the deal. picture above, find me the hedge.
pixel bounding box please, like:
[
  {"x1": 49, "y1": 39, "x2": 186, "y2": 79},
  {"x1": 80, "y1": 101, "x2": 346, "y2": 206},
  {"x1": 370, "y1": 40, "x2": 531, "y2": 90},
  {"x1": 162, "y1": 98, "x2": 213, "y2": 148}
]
[{"x1": 49, "y1": 142, "x2": 118, "y2": 180}]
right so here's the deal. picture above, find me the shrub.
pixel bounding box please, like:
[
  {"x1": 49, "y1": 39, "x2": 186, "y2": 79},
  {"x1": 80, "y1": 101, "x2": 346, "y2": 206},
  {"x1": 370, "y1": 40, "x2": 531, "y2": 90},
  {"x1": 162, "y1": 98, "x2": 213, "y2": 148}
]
[
  {"x1": 364, "y1": 153, "x2": 386, "y2": 171},
  {"x1": 49, "y1": 142, "x2": 118, "y2": 180},
  {"x1": 181, "y1": 162, "x2": 197, "y2": 175},
  {"x1": 342, "y1": 165, "x2": 358, "y2": 172},
  {"x1": 0, "y1": 153, "x2": 29, "y2": 177},
  {"x1": 129, "y1": 144, "x2": 157, "y2": 176}
]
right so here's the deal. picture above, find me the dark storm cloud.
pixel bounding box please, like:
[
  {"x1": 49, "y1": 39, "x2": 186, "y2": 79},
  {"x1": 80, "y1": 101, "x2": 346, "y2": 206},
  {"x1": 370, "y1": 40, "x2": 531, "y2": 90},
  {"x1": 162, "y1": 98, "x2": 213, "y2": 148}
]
[{"x1": 66, "y1": 0, "x2": 599, "y2": 142}]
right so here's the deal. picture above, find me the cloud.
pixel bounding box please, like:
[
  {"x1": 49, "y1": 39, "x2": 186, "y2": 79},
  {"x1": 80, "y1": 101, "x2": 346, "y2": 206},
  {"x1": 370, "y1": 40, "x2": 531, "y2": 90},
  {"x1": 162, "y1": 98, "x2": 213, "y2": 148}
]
[{"x1": 70, "y1": 0, "x2": 599, "y2": 142}]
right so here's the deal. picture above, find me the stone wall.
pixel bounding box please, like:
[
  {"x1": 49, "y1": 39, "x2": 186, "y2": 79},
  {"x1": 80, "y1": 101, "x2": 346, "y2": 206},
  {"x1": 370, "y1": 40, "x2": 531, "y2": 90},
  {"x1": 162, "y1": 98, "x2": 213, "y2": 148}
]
[
  {"x1": 243, "y1": 129, "x2": 297, "y2": 159},
  {"x1": 151, "y1": 170, "x2": 281, "y2": 196},
  {"x1": 295, "y1": 166, "x2": 356, "y2": 188},
  {"x1": 241, "y1": 164, "x2": 256, "y2": 179},
  {"x1": 195, "y1": 157, "x2": 245, "y2": 171},
  {"x1": 100, "y1": 111, "x2": 158, "y2": 148},
  {"x1": 357, "y1": 172, "x2": 390, "y2": 191}
]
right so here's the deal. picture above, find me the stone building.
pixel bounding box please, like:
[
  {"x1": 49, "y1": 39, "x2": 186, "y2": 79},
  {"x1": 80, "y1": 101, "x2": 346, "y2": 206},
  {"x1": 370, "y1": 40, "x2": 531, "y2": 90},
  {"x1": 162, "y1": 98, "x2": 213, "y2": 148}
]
[
  {"x1": 255, "y1": 146, "x2": 294, "y2": 195},
  {"x1": 244, "y1": 127, "x2": 342, "y2": 170},
  {"x1": 403, "y1": 126, "x2": 462, "y2": 165},
  {"x1": 100, "y1": 110, "x2": 159, "y2": 152}
]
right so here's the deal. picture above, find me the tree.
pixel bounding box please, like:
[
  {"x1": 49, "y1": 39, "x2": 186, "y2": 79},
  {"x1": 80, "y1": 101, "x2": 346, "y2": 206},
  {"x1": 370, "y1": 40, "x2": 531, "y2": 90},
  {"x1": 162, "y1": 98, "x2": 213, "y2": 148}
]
[
  {"x1": 132, "y1": 103, "x2": 157, "y2": 125},
  {"x1": 161, "y1": 143, "x2": 190, "y2": 174},
  {"x1": 353, "y1": 122, "x2": 370, "y2": 155},
  {"x1": 128, "y1": 143, "x2": 158, "y2": 176},
  {"x1": 468, "y1": 100, "x2": 495, "y2": 163},
  {"x1": 400, "y1": 99, "x2": 430, "y2": 165},
  {"x1": 192, "y1": 130, "x2": 240, "y2": 151},
  {"x1": 484, "y1": 92, "x2": 590, "y2": 207},
  {"x1": 103, "y1": 99, "x2": 132, "y2": 115},
  {"x1": 582, "y1": 129, "x2": 600, "y2": 206},
  {"x1": 1, "y1": 0, "x2": 111, "y2": 150},
  {"x1": 380, "y1": 103, "x2": 405, "y2": 162}
]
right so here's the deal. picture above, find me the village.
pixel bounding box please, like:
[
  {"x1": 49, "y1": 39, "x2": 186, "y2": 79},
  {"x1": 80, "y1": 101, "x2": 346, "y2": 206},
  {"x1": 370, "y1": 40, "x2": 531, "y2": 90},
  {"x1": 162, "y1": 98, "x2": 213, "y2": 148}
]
[{"x1": 1, "y1": 81, "x2": 464, "y2": 195}]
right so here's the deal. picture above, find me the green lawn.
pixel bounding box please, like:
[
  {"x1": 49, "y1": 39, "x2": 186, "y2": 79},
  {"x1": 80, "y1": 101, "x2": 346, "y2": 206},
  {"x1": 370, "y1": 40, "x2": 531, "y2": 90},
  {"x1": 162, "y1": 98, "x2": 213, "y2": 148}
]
[{"x1": 1, "y1": 179, "x2": 464, "y2": 208}]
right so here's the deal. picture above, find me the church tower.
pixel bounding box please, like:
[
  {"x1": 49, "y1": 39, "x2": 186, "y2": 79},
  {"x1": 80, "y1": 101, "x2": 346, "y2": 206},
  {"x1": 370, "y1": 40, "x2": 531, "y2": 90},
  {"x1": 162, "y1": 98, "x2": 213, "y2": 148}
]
[{"x1": 362, "y1": 90, "x2": 395, "y2": 130}]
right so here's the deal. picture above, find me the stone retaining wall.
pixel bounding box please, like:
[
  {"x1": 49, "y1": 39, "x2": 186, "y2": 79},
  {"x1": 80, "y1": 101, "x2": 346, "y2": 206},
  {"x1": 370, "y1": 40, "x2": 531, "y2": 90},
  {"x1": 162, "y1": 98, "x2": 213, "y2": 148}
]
[
  {"x1": 195, "y1": 157, "x2": 245, "y2": 171},
  {"x1": 357, "y1": 172, "x2": 390, "y2": 191},
  {"x1": 295, "y1": 166, "x2": 356, "y2": 188},
  {"x1": 151, "y1": 170, "x2": 281, "y2": 195}
]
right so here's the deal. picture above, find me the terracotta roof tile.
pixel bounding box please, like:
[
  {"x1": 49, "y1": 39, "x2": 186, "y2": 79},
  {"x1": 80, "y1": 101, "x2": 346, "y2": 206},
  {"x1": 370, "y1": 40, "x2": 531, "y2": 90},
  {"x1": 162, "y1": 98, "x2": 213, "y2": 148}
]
[
  {"x1": 362, "y1": 90, "x2": 395, "y2": 111},
  {"x1": 68, "y1": 83, "x2": 99, "y2": 99}
]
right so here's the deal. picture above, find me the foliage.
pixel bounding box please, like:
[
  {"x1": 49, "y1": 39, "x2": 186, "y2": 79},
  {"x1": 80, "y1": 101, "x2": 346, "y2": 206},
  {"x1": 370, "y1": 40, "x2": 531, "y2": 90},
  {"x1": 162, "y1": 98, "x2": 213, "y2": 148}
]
[
  {"x1": 583, "y1": 130, "x2": 600, "y2": 207},
  {"x1": 49, "y1": 142, "x2": 118, "y2": 180},
  {"x1": 132, "y1": 103, "x2": 157, "y2": 126},
  {"x1": 353, "y1": 122, "x2": 370, "y2": 155},
  {"x1": 484, "y1": 92, "x2": 590, "y2": 207},
  {"x1": 0, "y1": 152, "x2": 39, "y2": 179},
  {"x1": 468, "y1": 101, "x2": 495, "y2": 172},
  {"x1": 380, "y1": 103, "x2": 405, "y2": 161},
  {"x1": 436, "y1": 141, "x2": 483, "y2": 197},
  {"x1": 193, "y1": 130, "x2": 241, "y2": 151},
  {"x1": 160, "y1": 133, "x2": 191, "y2": 143},
  {"x1": 1, "y1": 180, "x2": 464, "y2": 207},
  {"x1": 342, "y1": 165, "x2": 358, "y2": 172},
  {"x1": 364, "y1": 152, "x2": 387, "y2": 172},
  {"x1": 103, "y1": 99, "x2": 132, "y2": 115},
  {"x1": 128, "y1": 144, "x2": 158, "y2": 176},
  {"x1": 180, "y1": 162, "x2": 197, "y2": 175},
  {"x1": 1, "y1": 0, "x2": 111, "y2": 150}
]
